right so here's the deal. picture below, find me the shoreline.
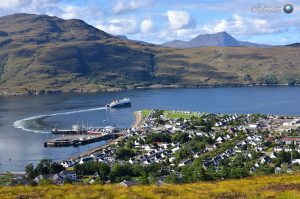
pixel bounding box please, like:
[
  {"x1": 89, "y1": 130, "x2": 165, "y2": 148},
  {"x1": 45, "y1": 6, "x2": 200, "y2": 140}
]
[
  {"x1": 132, "y1": 111, "x2": 142, "y2": 129},
  {"x1": 1, "y1": 84, "x2": 300, "y2": 96}
]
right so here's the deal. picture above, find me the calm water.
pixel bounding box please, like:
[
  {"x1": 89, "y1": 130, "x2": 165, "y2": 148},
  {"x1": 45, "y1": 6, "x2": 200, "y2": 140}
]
[{"x1": 0, "y1": 87, "x2": 300, "y2": 172}]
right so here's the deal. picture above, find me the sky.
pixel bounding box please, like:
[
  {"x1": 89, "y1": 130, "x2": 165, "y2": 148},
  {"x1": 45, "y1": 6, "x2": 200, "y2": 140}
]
[{"x1": 0, "y1": 0, "x2": 299, "y2": 45}]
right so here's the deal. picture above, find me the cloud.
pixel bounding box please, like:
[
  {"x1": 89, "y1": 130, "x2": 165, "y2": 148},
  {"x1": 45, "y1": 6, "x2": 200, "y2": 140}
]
[
  {"x1": 140, "y1": 19, "x2": 153, "y2": 33},
  {"x1": 202, "y1": 14, "x2": 285, "y2": 35},
  {"x1": 0, "y1": 0, "x2": 32, "y2": 9},
  {"x1": 97, "y1": 19, "x2": 138, "y2": 35},
  {"x1": 113, "y1": 0, "x2": 151, "y2": 14},
  {"x1": 167, "y1": 10, "x2": 194, "y2": 30},
  {"x1": 59, "y1": 4, "x2": 103, "y2": 21}
]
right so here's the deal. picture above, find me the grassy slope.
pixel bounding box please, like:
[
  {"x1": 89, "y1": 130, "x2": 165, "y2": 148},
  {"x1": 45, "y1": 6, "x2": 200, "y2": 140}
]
[
  {"x1": 156, "y1": 47, "x2": 300, "y2": 86},
  {"x1": 1, "y1": 174, "x2": 300, "y2": 198}
]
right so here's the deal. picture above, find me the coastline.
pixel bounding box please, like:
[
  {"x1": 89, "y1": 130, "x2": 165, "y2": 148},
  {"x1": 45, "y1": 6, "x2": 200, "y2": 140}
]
[
  {"x1": 1, "y1": 84, "x2": 300, "y2": 96},
  {"x1": 132, "y1": 111, "x2": 142, "y2": 128}
]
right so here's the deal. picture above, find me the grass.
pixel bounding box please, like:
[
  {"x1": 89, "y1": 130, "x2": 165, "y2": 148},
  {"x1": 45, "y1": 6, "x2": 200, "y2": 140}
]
[
  {"x1": 1, "y1": 174, "x2": 300, "y2": 198},
  {"x1": 141, "y1": 109, "x2": 151, "y2": 118},
  {"x1": 164, "y1": 110, "x2": 200, "y2": 119}
]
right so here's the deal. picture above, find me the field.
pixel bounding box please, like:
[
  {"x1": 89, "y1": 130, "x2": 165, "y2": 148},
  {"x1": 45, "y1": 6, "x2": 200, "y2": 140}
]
[
  {"x1": 141, "y1": 109, "x2": 151, "y2": 118},
  {"x1": 1, "y1": 174, "x2": 300, "y2": 199},
  {"x1": 164, "y1": 110, "x2": 200, "y2": 119}
]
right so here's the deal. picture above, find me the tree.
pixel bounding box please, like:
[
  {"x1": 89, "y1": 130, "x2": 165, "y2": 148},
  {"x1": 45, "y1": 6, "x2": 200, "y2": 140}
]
[
  {"x1": 140, "y1": 174, "x2": 149, "y2": 185},
  {"x1": 97, "y1": 162, "x2": 111, "y2": 182},
  {"x1": 115, "y1": 147, "x2": 135, "y2": 160},
  {"x1": 255, "y1": 164, "x2": 275, "y2": 175},
  {"x1": 35, "y1": 159, "x2": 52, "y2": 175},
  {"x1": 0, "y1": 172, "x2": 13, "y2": 185},
  {"x1": 49, "y1": 162, "x2": 64, "y2": 174},
  {"x1": 172, "y1": 132, "x2": 190, "y2": 144},
  {"x1": 25, "y1": 163, "x2": 37, "y2": 180},
  {"x1": 229, "y1": 167, "x2": 249, "y2": 179},
  {"x1": 146, "y1": 132, "x2": 171, "y2": 143},
  {"x1": 165, "y1": 173, "x2": 180, "y2": 184},
  {"x1": 108, "y1": 164, "x2": 133, "y2": 183},
  {"x1": 39, "y1": 178, "x2": 53, "y2": 185}
]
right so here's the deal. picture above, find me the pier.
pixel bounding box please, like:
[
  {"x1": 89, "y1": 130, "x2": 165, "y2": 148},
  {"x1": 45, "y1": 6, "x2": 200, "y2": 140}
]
[
  {"x1": 51, "y1": 125, "x2": 127, "y2": 135},
  {"x1": 44, "y1": 132, "x2": 126, "y2": 147}
]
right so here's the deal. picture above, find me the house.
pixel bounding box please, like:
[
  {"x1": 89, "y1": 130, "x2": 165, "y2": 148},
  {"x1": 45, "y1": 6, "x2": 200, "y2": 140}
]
[
  {"x1": 216, "y1": 137, "x2": 224, "y2": 143},
  {"x1": 52, "y1": 174, "x2": 64, "y2": 185},
  {"x1": 60, "y1": 170, "x2": 77, "y2": 180},
  {"x1": 260, "y1": 156, "x2": 272, "y2": 164},
  {"x1": 129, "y1": 158, "x2": 137, "y2": 164},
  {"x1": 281, "y1": 137, "x2": 300, "y2": 145},
  {"x1": 61, "y1": 160, "x2": 76, "y2": 168},
  {"x1": 79, "y1": 157, "x2": 94, "y2": 164},
  {"x1": 169, "y1": 157, "x2": 176, "y2": 163},
  {"x1": 275, "y1": 167, "x2": 282, "y2": 173},
  {"x1": 270, "y1": 152, "x2": 277, "y2": 159},
  {"x1": 10, "y1": 176, "x2": 30, "y2": 186},
  {"x1": 33, "y1": 174, "x2": 54, "y2": 184},
  {"x1": 143, "y1": 159, "x2": 152, "y2": 165},
  {"x1": 248, "y1": 124, "x2": 258, "y2": 129},
  {"x1": 104, "y1": 156, "x2": 116, "y2": 163},
  {"x1": 172, "y1": 147, "x2": 180, "y2": 153},
  {"x1": 292, "y1": 159, "x2": 300, "y2": 164},
  {"x1": 118, "y1": 180, "x2": 139, "y2": 187}
]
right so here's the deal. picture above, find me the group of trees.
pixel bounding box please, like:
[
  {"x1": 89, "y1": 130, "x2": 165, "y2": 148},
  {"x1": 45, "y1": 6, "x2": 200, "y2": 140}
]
[
  {"x1": 115, "y1": 147, "x2": 135, "y2": 160},
  {"x1": 146, "y1": 132, "x2": 172, "y2": 143},
  {"x1": 74, "y1": 161, "x2": 169, "y2": 183},
  {"x1": 25, "y1": 159, "x2": 64, "y2": 181}
]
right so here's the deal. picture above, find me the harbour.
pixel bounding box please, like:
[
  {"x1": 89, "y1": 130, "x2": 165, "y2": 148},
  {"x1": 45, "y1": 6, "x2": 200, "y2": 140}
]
[
  {"x1": 2, "y1": 87, "x2": 300, "y2": 172},
  {"x1": 46, "y1": 125, "x2": 128, "y2": 147},
  {"x1": 44, "y1": 133, "x2": 120, "y2": 147}
]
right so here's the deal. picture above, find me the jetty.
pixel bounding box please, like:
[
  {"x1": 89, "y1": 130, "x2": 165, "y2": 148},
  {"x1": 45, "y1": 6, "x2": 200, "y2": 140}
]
[
  {"x1": 44, "y1": 132, "x2": 126, "y2": 147},
  {"x1": 45, "y1": 123, "x2": 128, "y2": 147}
]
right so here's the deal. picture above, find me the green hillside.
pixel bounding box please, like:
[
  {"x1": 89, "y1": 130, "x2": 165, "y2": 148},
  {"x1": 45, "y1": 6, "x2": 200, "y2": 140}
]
[{"x1": 0, "y1": 13, "x2": 300, "y2": 95}]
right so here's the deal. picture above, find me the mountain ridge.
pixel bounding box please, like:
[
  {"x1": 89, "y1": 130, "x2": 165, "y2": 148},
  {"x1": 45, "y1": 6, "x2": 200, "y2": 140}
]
[{"x1": 162, "y1": 32, "x2": 271, "y2": 48}]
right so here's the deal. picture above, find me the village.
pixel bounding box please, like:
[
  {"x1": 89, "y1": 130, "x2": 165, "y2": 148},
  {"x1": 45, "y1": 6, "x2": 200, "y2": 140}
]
[{"x1": 2, "y1": 109, "x2": 300, "y2": 186}]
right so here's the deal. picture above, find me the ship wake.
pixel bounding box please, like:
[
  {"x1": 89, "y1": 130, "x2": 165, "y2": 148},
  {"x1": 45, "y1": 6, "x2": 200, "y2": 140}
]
[{"x1": 13, "y1": 106, "x2": 106, "y2": 133}]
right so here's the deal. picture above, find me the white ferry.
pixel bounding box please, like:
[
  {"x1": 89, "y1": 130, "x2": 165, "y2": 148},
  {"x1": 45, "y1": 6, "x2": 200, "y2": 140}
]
[{"x1": 106, "y1": 98, "x2": 131, "y2": 108}]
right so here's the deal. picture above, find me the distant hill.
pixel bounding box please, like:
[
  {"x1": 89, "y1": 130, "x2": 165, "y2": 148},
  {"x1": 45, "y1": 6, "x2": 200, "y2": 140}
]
[
  {"x1": 286, "y1": 43, "x2": 300, "y2": 47},
  {"x1": 116, "y1": 35, "x2": 129, "y2": 40},
  {"x1": 115, "y1": 34, "x2": 156, "y2": 46},
  {"x1": 162, "y1": 32, "x2": 271, "y2": 48},
  {"x1": 0, "y1": 14, "x2": 300, "y2": 95}
]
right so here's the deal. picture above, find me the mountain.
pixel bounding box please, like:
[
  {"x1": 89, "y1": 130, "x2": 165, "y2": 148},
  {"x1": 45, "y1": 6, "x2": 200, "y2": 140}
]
[
  {"x1": 115, "y1": 34, "x2": 156, "y2": 46},
  {"x1": 115, "y1": 35, "x2": 129, "y2": 40},
  {"x1": 162, "y1": 32, "x2": 271, "y2": 48},
  {"x1": 0, "y1": 13, "x2": 157, "y2": 94},
  {"x1": 286, "y1": 43, "x2": 300, "y2": 47},
  {"x1": 0, "y1": 14, "x2": 300, "y2": 95}
]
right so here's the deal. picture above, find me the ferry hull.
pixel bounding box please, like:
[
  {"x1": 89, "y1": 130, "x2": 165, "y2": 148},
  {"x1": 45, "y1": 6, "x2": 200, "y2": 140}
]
[{"x1": 107, "y1": 102, "x2": 131, "y2": 108}]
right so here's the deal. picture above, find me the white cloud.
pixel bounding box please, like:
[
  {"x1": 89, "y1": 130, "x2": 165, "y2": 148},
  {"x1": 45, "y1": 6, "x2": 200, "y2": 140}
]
[
  {"x1": 167, "y1": 10, "x2": 194, "y2": 30},
  {"x1": 140, "y1": 19, "x2": 153, "y2": 33},
  {"x1": 0, "y1": 0, "x2": 32, "y2": 9},
  {"x1": 97, "y1": 19, "x2": 138, "y2": 35},
  {"x1": 59, "y1": 5, "x2": 103, "y2": 21},
  {"x1": 202, "y1": 14, "x2": 285, "y2": 35},
  {"x1": 113, "y1": 0, "x2": 151, "y2": 14}
]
